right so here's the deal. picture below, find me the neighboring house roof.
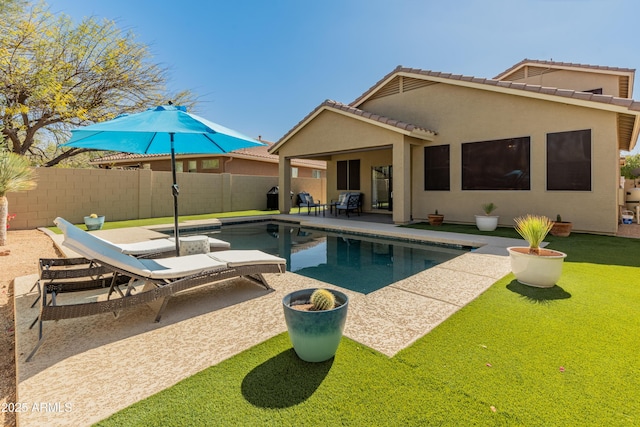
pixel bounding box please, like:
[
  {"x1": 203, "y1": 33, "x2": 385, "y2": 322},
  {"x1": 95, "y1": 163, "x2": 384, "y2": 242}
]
[
  {"x1": 271, "y1": 99, "x2": 437, "y2": 154},
  {"x1": 92, "y1": 141, "x2": 326, "y2": 169}
]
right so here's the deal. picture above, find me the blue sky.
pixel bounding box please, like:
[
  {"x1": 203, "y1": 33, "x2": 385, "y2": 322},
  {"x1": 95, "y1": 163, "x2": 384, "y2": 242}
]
[{"x1": 50, "y1": 0, "x2": 640, "y2": 152}]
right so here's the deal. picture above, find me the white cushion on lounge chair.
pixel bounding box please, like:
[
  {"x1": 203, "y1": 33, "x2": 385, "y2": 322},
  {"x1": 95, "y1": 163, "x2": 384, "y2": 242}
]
[
  {"x1": 209, "y1": 250, "x2": 286, "y2": 267},
  {"x1": 115, "y1": 237, "x2": 229, "y2": 255},
  {"x1": 56, "y1": 217, "x2": 153, "y2": 277},
  {"x1": 92, "y1": 233, "x2": 230, "y2": 255},
  {"x1": 138, "y1": 254, "x2": 227, "y2": 279}
]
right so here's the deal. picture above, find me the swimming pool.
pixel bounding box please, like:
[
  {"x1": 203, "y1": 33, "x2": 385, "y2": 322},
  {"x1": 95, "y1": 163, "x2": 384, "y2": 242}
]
[{"x1": 202, "y1": 222, "x2": 468, "y2": 294}]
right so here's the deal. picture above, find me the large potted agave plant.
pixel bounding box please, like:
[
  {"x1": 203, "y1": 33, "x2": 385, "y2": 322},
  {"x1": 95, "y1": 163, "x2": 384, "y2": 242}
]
[
  {"x1": 282, "y1": 288, "x2": 349, "y2": 362},
  {"x1": 507, "y1": 214, "x2": 567, "y2": 288}
]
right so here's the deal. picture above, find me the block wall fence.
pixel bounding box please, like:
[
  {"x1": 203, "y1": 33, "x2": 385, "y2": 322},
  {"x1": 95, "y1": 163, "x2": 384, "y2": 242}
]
[{"x1": 6, "y1": 168, "x2": 326, "y2": 230}]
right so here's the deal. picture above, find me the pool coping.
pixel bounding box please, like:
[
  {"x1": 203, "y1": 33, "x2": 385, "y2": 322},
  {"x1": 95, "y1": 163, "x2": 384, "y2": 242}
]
[{"x1": 16, "y1": 215, "x2": 522, "y2": 426}]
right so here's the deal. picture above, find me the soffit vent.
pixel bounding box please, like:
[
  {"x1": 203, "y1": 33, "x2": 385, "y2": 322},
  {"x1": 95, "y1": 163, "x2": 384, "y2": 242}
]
[
  {"x1": 619, "y1": 76, "x2": 630, "y2": 98},
  {"x1": 369, "y1": 76, "x2": 401, "y2": 100},
  {"x1": 501, "y1": 68, "x2": 525, "y2": 81},
  {"x1": 526, "y1": 65, "x2": 558, "y2": 77},
  {"x1": 617, "y1": 113, "x2": 635, "y2": 150},
  {"x1": 402, "y1": 77, "x2": 438, "y2": 92}
]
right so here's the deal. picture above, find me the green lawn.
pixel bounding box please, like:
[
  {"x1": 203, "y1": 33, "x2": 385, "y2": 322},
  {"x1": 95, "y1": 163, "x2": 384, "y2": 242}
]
[
  {"x1": 48, "y1": 210, "x2": 281, "y2": 233},
  {"x1": 94, "y1": 223, "x2": 640, "y2": 426}
]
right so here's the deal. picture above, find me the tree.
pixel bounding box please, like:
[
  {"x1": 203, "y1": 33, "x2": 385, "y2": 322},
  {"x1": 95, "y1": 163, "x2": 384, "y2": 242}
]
[
  {"x1": 0, "y1": 146, "x2": 37, "y2": 245},
  {"x1": 0, "y1": 1, "x2": 194, "y2": 166},
  {"x1": 621, "y1": 153, "x2": 640, "y2": 181}
]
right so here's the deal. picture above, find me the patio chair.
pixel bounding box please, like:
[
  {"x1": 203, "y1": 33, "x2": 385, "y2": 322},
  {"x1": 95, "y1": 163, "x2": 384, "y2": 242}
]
[
  {"x1": 26, "y1": 217, "x2": 286, "y2": 362},
  {"x1": 330, "y1": 192, "x2": 349, "y2": 215},
  {"x1": 335, "y1": 193, "x2": 361, "y2": 218},
  {"x1": 297, "y1": 192, "x2": 322, "y2": 215}
]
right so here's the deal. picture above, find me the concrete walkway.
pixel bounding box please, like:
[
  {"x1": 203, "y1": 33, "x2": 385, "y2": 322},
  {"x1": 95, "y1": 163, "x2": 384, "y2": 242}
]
[{"x1": 15, "y1": 216, "x2": 522, "y2": 426}]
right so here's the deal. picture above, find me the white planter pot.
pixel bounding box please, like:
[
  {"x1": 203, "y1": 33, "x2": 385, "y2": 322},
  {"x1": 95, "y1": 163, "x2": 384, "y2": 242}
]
[
  {"x1": 475, "y1": 215, "x2": 499, "y2": 231},
  {"x1": 507, "y1": 247, "x2": 567, "y2": 288}
]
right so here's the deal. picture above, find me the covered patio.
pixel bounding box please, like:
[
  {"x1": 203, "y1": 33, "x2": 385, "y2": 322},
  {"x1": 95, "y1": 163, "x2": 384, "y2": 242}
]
[{"x1": 270, "y1": 100, "x2": 437, "y2": 225}]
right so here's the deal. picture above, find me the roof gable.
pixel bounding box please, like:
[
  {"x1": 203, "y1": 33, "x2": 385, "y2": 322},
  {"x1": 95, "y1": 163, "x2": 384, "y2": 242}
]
[
  {"x1": 494, "y1": 59, "x2": 635, "y2": 99},
  {"x1": 494, "y1": 58, "x2": 635, "y2": 79},
  {"x1": 271, "y1": 100, "x2": 436, "y2": 154},
  {"x1": 351, "y1": 66, "x2": 640, "y2": 113}
]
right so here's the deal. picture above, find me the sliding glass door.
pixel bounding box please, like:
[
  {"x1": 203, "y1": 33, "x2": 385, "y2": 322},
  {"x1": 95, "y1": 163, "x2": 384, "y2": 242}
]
[{"x1": 371, "y1": 165, "x2": 392, "y2": 211}]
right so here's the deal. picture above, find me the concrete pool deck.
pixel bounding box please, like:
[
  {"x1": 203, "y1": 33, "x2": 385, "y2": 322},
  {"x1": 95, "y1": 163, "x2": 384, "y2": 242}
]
[{"x1": 15, "y1": 216, "x2": 524, "y2": 426}]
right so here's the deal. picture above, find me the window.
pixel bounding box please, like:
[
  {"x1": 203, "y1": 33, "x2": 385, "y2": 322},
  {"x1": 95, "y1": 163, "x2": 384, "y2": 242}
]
[
  {"x1": 188, "y1": 160, "x2": 197, "y2": 172},
  {"x1": 175, "y1": 162, "x2": 184, "y2": 173},
  {"x1": 547, "y1": 129, "x2": 591, "y2": 191},
  {"x1": 312, "y1": 169, "x2": 322, "y2": 179},
  {"x1": 462, "y1": 137, "x2": 530, "y2": 190},
  {"x1": 202, "y1": 159, "x2": 219, "y2": 169},
  {"x1": 291, "y1": 167, "x2": 299, "y2": 178},
  {"x1": 424, "y1": 145, "x2": 450, "y2": 191},
  {"x1": 337, "y1": 159, "x2": 360, "y2": 190}
]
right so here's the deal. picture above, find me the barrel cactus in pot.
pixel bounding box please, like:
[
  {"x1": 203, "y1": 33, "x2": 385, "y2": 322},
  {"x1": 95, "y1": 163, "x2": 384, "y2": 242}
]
[{"x1": 282, "y1": 288, "x2": 349, "y2": 362}]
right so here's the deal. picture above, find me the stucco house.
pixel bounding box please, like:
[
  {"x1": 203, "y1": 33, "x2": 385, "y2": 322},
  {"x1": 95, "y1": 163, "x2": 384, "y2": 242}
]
[
  {"x1": 92, "y1": 140, "x2": 326, "y2": 179},
  {"x1": 270, "y1": 59, "x2": 640, "y2": 234}
]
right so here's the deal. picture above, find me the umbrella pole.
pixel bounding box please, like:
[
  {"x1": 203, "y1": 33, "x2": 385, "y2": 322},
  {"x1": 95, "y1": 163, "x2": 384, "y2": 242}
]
[{"x1": 170, "y1": 133, "x2": 180, "y2": 256}]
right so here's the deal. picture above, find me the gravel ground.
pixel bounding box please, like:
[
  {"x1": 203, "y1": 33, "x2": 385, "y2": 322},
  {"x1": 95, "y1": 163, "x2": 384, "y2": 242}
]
[{"x1": 0, "y1": 230, "x2": 61, "y2": 427}]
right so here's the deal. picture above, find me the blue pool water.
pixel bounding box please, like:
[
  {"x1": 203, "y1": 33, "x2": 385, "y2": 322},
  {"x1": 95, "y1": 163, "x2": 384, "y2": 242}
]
[{"x1": 203, "y1": 222, "x2": 468, "y2": 294}]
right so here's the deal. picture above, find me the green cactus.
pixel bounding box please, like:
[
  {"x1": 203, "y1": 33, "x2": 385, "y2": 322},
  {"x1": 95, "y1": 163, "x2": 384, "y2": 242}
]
[
  {"x1": 310, "y1": 288, "x2": 336, "y2": 311},
  {"x1": 556, "y1": 214, "x2": 562, "y2": 222}
]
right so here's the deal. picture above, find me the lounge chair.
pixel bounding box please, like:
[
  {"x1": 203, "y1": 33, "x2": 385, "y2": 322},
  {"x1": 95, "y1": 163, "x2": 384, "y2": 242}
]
[
  {"x1": 26, "y1": 217, "x2": 286, "y2": 362},
  {"x1": 29, "y1": 219, "x2": 232, "y2": 307}
]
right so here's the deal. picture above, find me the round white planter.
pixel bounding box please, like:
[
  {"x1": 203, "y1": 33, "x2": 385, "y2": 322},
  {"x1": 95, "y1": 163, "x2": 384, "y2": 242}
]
[
  {"x1": 475, "y1": 215, "x2": 499, "y2": 231},
  {"x1": 507, "y1": 247, "x2": 567, "y2": 288}
]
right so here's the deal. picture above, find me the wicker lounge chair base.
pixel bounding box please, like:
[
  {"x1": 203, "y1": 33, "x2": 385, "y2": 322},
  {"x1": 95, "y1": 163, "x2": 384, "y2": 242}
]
[
  {"x1": 29, "y1": 257, "x2": 125, "y2": 309},
  {"x1": 26, "y1": 218, "x2": 287, "y2": 362},
  {"x1": 26, "y1": 261, "x2": 283, "y2": 362}
]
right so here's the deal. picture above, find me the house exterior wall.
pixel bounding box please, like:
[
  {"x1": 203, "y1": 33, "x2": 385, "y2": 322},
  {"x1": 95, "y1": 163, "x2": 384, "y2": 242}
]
[
  {"x1": 5, "y1": 168, "x2": 325, "y2": 229},
  {"x1": 360, "y1": 83, "x2": 620, "y2": 234},
  {"x1": 327, "y1": 149, "x2": 393, "y2": 207},
  {"x1": 503, "y1": 69, "x2": 624, "y2": 97}
]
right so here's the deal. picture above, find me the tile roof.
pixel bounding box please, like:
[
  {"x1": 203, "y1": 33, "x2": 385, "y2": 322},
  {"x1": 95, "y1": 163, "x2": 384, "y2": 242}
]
[
  {"x1": 273, "y1": 99, "x2": 436, "y2": 148},
  {"x1": 494, "y1": 58, "x2": 636, "y2": 80},
  {"x1": 91, "y1": 141, "x2": 326, "y2": 169},
  {"x1": 350, "y1": 65, "x2": 640, "y2": 112}
]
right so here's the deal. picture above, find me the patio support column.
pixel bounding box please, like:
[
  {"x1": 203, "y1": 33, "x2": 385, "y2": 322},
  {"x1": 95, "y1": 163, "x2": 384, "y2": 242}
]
[
  {"x1": 392, "y1": 139, "x2": 411, "y2": 224},
  {"x1": 279, "y1": 157, "x2": 292, "y2": 213}
]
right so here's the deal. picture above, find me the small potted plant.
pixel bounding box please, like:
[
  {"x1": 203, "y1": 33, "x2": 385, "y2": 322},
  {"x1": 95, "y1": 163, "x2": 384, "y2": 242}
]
[
  {"x1": 507, "y1": 214, "x2": 567, "y2": 288},
  {"x1": 427, "y1": 209, "x2": 444, "y2": 226},
  {"x1": 282, "y1": 288, "x2": 349, "y2": 362},
  {"x1": 475, "y1": 202, "x2": 499, "y2": 231},
  {"x1": 83, "y1": 213, "x2": 105, "y2": 231},
  {"x1": 550, "y1": 214, "x2": 573, "y2": 237}
]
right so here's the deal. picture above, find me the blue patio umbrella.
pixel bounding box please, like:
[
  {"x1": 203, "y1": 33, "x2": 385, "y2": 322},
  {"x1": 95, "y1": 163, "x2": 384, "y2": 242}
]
[{"x1": 63, "y1": 105, "x2": 265, "y2": 255}]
